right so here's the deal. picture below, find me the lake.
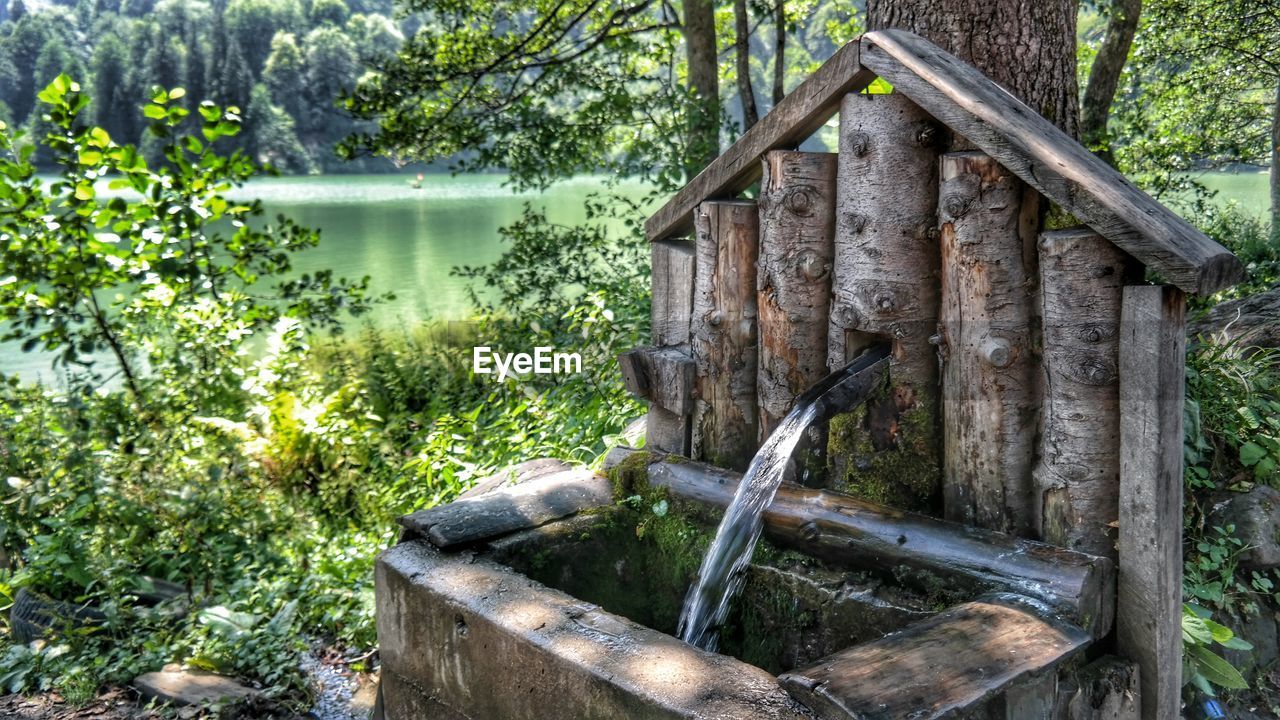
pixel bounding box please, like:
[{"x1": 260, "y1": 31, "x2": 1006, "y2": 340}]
[{"x1": 0, "y1": 170, "x2": 1271, "y2": 383}]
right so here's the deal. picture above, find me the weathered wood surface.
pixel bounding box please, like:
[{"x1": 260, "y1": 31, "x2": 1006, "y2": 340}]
[
  {"x1": 1063, "y1": 656, "x2": 1141, "y2": 720},
  {"x1": 1116, "y1": 284, "x2": 1186, "y2": 720},
  {"x1": 646, "y1": 406, "x2": 690, "y2": 456},
  {"x1": 399, "y1": 469, "x2": 612, "y2": 549},
  {"x1": 1189, "y1": 286, "x2": 1280, "y2": 350},
  {"x1": 1034, "y1": 228, "x2": 1133, "y2": 559},
  {"x1": 645, "y1": 41, "x2": 874, "y2": 242},
  {"x1": 615, "y1": 450, "x2": 1114, "y2": 636},
  {"x1": 458, "y1": 458, "x2": 571, "y2": 500},
  {"x1": 827, "y1": 90, "x2": 943, "y2": 507},
  {"x1": 617, "y1": 346, "x2": 695, "y2": 415},
  {"x1": 691, "y1": 201, "x2": 760, "y2": 471},
  {"x1": 651, "y1": 240, "x2": 696, "y2": 349},
  {"x1": 778, "y1": 598, "x2": 1090, "y2": 720},
  {"x1": 757, "y1": 150, "x2": 836, "y2": 438},
  {"x1": 1000, "y1": 673, "x2": 1058, "y2": 720},
  {"x1": 860, "y1": 29, "x2": 1243, "y2": 295},
  {"x1": 939, "y1": 152, "x2": 1040, "y2": 536}
]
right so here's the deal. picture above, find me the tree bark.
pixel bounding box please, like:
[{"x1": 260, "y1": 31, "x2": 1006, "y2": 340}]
[
  {"x1": 1081, "y1": 0, "x2": 1142, "y2": 161},
  {"x1": 758, "y1": 151, "x2": 836, "y2": 437},
  {"x1": 866, "y1": 0, "x2": 1080, "y2": 138},
  {"x1": 734, "y1": 0, "x2": 759, "y2": 130},
  {"x1": 692, "y1": 200, "x2": 760, "y2": 471},
  {"x1": 827, "y1": 92, "x2": 943, "y2": 510},
  {"x1": 684, "y1": 0, "x2": 720, "y2": 174},
  {"x1": 1034, "y1": 228, "x2": 1134, "y2": 559},
  {"x1": 772, "y1": 0, "x2": 786, "y2": 105},
  {"x1": 939, "y1": 151, "x2": 1041, "y2": 536},
  {"x1": 1272, "y1": 77, "x2": 1280, "y2": 241},
  {"x1": 1189, "y1": 286, "x2": 1280, "y2": 350}
]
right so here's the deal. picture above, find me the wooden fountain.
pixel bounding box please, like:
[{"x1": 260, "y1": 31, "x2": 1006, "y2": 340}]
[{"x1": 376, "y1": 29, "x2": 1244, "y2": 720}]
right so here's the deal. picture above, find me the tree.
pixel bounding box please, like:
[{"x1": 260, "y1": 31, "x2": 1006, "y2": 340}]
[
  {"x1": 310, "y1": 0, "x2": 349, "y2": 27},
  {"x1": 866, "y1": 0, "x2": 1080, "y2": 137},
  {"x1": 263, "y1": 31, "x2": 306, "y2": 122},
  {"x1": 246, "y1": 82, "x2": 313, "y2": 173},
  {"x1": 90, "y1": 35, "x2": 132, "y2": 144},
  {"x1": 301, "y1": 25, "x2": 357, "y2": 138},
  {"x1": 224, "y1": 0, "x2": 304, "y2": 74},
  {"x1": 1080, "y1": 0, "x2": 1142, "y2": 160},
  {"x1": 733, "y1": 0, "x2": 758, "y2": 130},
  {"x1": 344, "y1": 12, "x2": 402, "y2": 64},
  {"x1": 684, "y1": 0, "x2": 719, "y2": 173}
]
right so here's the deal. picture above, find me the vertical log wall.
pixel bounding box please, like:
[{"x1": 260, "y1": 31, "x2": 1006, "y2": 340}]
[
  {"x1": 642, "y1": 240, "x2": 698, "y2": 454},
  {"x1": 692, "y1": 200, "x2": 760, "y2": 471},
  {"x1": 826, "y1": 91, "x2": 944, "y2": 509},
  {"x1": 938, "y1": 151, "x2": 1040, "y2": 536},
  {"x1": 1034, "y1": 229, "x2": 1132, "y2": 559}
]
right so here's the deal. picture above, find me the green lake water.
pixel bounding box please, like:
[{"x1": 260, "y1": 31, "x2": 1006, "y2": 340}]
[{"x1": 0, "y1": 169, "x2": 1271, "y2": 383}]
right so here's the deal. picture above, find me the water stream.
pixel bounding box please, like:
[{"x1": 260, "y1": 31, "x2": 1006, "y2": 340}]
[{"x1": 676, "y1": 344, "x2": 891, "y2": 651}]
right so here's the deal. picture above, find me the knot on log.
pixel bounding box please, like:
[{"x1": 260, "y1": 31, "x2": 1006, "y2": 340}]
[
  {"x1": 798, "y1": 249, "x2": 830, "y2": 281},
  {"x1": 912, "y1": 121, "x2": 941, "y2": 149},
  {"x1": 848, "y1": 131, "x2": 872, "y2": 157},
  {"x1": 781, "y1": 185, "x2": 820, "y2": 217},
  {"x1": 834, "y1": 303, "x2": 861, "y2": 330},
  {"x1": 1065, "y1": 356, "x2": 1118, "y2": 387},
  {"x1": 942, "y1": 194, "x2": 973, "y2": 220},
  {"x1": 1076, "y1": 324, "x2": 1116, "y2": 345},
  {"x1": 843, "y1": 212, "x2": 869, "y2": 234},
  {"x1": 981, "y1": 336, "x2": 1014, "y2": 368},
  {"x1": 911, "y1": 216, "x2": 941, "y2": 244},
  {"x1": 799, "y1": 521, "x2": 821, "y2": 542}
]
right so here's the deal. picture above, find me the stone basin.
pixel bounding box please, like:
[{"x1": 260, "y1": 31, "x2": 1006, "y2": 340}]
[{"x1": 375, "y1": 456, "x2": 1113, "y2": 720}]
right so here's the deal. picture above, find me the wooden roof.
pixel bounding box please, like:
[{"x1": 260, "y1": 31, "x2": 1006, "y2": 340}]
[{"x1": 644, "y1": 30, "x2": 1243, "y2": 296}]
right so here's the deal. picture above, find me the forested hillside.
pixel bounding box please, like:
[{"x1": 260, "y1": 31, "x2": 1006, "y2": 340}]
[{"x1": 0, "y1": 0, "x2": 408, "y2": 172}]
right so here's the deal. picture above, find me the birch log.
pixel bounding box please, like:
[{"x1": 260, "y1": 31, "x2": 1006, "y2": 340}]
[
  {"x1": 939, "y1": 151, "x2": 1040, "y2": 536},
  {"x1": 758, "y1": 150, "x2": 836, "y2": 438},
  {"x1": 1034, "y1": 228, "x2": 1134, "y2": 558},
  {"x1": 692, "y1": 200, "x2": 760, "y2": 471},
  {"x1": 647, "y1": 240, "x2": 697, "y2": 454},
  {"x1": 826, "y1": 92, "x2": 945, "y2": 508}
]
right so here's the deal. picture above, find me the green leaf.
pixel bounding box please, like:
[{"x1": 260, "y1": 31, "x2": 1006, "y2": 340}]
[
  {"x1": 863, "y1": 77, "x2": 895, "y2": 95},
  {"x1": 1240, "y1": 441, "x2": 1267, "y2": 467},
  {"x1": 142, "y1": 105, "x2": 168, "y2": 120},
  {"x1": 1187, "y1": 644, "x2": 1249, "y2": 690}
]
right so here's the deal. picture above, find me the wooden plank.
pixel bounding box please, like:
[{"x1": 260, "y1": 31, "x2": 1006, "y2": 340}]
[
  {"x1": 778, "y1": 598, "x2": 1090, "y2": 720},
  {"x1": 399, "y1": 469, "x2": 613, "y2": 549},
  {"x1": 1002, "y1": 673, "x2": 1059, "y2": 720},
  {"x1": 691, "y1": 200, "x2": 760, "y2": 471},
  {"x1": 1034, "y1": 228, "x2": 1134, "y2": 559},
  {"x1": 940, "y1": 152, "x2": 1040, "y2": 537},
  {"x1": 861, "y1": 29, "x2": 1243, "y2": 295},
  {"x1": 1116, "y1": 284, "x2": 1186, "y2": 720},
  {"x1": 1065, "y1": 657, "x2": 1141, "y2": 720},
  {"x1": 646, "y1": 406, "x2": 690, "y2": 456},
  {"x1": 651, "y1": 240, "x2": 696, "y2": 348},
  {"x1": 611, "y1": 449, "x2": 1115, "y2": 636},
  {"x1": 757, "y1": 150, "x2": 836, "y2": 437},
  {"x1": 645, "y1": 40, "x2": 875, "y2": 242},
  {"x1": 617, "y1": 346, "x2": 695, "y2": 415}
]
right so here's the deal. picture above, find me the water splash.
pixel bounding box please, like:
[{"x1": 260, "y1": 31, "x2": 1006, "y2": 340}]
[
  {"x1": 676, "y1": 344, "x2": 891, "y2": 651},
  {"x1": 677, "y1": 402, "x2": 819, "y2": 651}
]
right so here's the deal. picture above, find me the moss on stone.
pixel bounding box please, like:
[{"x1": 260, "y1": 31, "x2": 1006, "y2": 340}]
[{"x1": 827, "y1": 399, "x2": 942, "y2": 513}]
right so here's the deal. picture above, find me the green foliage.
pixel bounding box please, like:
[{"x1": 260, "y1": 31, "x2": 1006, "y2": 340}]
[
  {"x1": 1183, "y1": 603, "x2": 1253, "y2": 696},
  {"x1": 1184, "y1": 342, "x2": 1280, "y2": 490}
]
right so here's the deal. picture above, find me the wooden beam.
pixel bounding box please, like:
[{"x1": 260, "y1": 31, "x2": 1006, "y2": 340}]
[
  {"x1": 778, "y1": 598, "x2": 1090, "y2": 720},
  {"x1": 616, "y1": 346, "x2": 696, "y2": 415},
  {"x1": 615, "y1": 450, "x2": 1114, "y2": 636},
  {"x1": 1116, "y1": 284, "x2": 1185, "y2": 720},
  {"x1": 645, "y1": 40, "x2": 874, "y2": 242},
  {"x1": 651, "y1": 240, "x2": 696, "y2": 349},
  {"x1": 861, "y1": 29, "x2": 1243, "y2": 295}
]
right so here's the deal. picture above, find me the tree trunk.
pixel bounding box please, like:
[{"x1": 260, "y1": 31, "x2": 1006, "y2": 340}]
[
  {"x1": 1034, "y1": 228, "x2": 1134, "y2": 559},
  {"x1": 772, "y1": 0, "x2": 786, "y2": 105},
  {"x1": 866, "y1": 0, "x2": 1080, "y2": 138},
  {"x1": 1081, "y1": 0, "x2": 1142, "y2": 161},
  {"x1": 1272, "y1": 77, "x2": 1280, "y2": 242},
  {"x1": 734, "y1": 0, "x2": 759, "y2": 130},
  {"x1": 692, "y1": 200, "x2": 760, "y2": 471},
  {"x1": 758, "y1": 151, "x2": 836, "y2": 437},
  {"x1": 827, "y1": 92, "x2": 943, "y2": 510},
  {"x1": 939, "y1": 151, "x2": 1041, "y2": 536},
  {"x1": 684, "y1": 0, "x2": 720, "y2": 175}
]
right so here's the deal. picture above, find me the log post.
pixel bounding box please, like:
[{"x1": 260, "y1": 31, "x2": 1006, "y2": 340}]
[
  {"x1": 646, "y1": 240, "x2": 697, "y2": 454},
  {"x1": 1117, "y1": 284, "x2": 1185, "y2": 720},
  {"x1": 826, "y1": 92, "x2": 944, "y2": 509},
  {"x1": 757, "y1": 150, "x2": 836, "y2": 437},
  {"x1": 691, "y1": 200, "x2": 760, "y2": 471},
  {"x1": 1034, "y1": 228, "x2": 1134, "y2": 559},
  {"x1": 939, "y1": 151, "x2": 1040, "y2": 536}
]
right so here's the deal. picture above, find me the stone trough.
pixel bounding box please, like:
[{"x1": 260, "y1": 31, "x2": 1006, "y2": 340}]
[{"x1": 375, "y1": 455, "x2": 1119, "y2": 719}]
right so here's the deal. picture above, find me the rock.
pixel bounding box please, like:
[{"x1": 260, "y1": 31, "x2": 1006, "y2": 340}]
[
  {"x1": 1221, "y1": 608, "x2": 1279, "y2": 675},
  {"x1": 457, "y1": 458, "x2": 570, "y2": 499},
  {"x1": 132, "y1": 666, "x2": 259, "y2": 707},
  {"x1": 1208, "y1": 486, "x2": 1280, "y2": 569}
]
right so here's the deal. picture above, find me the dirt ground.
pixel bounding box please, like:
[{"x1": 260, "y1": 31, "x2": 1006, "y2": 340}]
[{"x1": 0, "y1": 689, "x2": 158, "y2": 719}]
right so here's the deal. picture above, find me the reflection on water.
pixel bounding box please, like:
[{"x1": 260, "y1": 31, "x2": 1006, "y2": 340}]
[{"x1": 0, "y1": 174, "x2": 650, "y2": 383}]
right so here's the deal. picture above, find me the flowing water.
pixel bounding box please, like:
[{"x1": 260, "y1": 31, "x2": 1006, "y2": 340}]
[{"x1": 677, "y1": 402, "x2": 819, "y2": 651}]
